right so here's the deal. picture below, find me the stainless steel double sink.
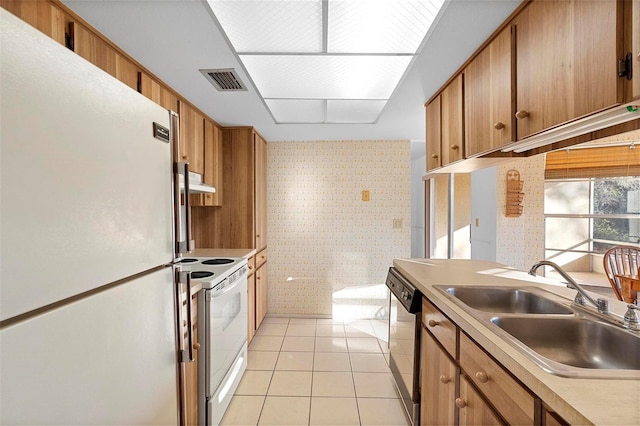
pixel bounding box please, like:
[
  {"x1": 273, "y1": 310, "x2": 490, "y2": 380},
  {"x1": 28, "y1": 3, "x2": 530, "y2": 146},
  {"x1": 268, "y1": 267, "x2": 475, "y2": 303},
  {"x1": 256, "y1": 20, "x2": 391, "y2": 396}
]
[{"x1": 434, "y1": 285, "x2": 640, "y2": 379}]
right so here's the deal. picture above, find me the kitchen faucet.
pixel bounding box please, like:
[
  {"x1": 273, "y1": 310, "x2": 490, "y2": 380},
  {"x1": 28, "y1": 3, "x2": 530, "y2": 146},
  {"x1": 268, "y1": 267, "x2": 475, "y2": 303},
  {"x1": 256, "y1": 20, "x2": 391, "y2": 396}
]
[{"x1": 528, "y1": 260, "x2": 609, "y2": 314}]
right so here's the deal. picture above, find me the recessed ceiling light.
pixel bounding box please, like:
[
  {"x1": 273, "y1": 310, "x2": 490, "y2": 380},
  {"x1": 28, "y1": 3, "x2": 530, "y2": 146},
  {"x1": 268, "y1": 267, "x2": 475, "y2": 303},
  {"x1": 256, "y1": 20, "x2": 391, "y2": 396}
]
[{"x1": 205, "y1": 0, "x2": 446, "y2": 124}]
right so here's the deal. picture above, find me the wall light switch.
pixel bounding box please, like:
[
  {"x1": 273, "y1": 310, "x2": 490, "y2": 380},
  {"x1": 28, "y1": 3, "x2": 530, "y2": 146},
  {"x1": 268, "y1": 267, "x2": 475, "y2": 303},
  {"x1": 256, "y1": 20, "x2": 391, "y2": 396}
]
[
  {"x1": 362, "y1": 190, "x2": 370, "y2": 201},
  {"x1": 475, "y1": 218, "x2": 479, "y2": 227}
]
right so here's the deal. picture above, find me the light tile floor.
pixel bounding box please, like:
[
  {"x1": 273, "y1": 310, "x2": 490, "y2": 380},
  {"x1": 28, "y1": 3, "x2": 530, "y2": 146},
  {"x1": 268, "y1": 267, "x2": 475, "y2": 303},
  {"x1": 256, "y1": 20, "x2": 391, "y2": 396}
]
[{"x1": 221, "y1": 317, "x2": 410, "y2": 426}]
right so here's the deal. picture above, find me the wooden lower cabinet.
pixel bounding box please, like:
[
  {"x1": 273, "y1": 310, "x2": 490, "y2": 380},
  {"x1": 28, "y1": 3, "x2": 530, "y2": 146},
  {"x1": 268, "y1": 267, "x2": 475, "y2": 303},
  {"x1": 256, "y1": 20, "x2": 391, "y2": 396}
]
[
  {"x1": 458, "y1": 375, "x2": 504, "y2": 426},
  {"x1": 421, "y1": 296, "x2": 562, "y2": 426},
  {"x1": 247, "y1": 261, "x2": 256, "y2": 343},
  {"x1": 421, "y1": 328, "x2": 457, "y2": 426},
  {"x1": 255, "y1": 262, "x2": 267, "y2": 330}
]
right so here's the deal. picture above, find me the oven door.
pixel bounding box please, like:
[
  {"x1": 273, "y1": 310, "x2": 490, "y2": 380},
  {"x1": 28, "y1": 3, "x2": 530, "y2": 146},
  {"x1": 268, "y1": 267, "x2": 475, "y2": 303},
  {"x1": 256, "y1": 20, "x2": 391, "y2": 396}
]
[{"x1": 203, "y1": 274, "x2": 248, "y2": 397}]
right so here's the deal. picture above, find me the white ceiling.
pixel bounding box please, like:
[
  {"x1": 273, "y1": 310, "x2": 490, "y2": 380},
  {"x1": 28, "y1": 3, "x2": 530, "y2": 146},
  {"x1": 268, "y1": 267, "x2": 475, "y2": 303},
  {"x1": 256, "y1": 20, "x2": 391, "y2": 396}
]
[{"x1": 62, "y1": 0, "x2": 523, "y2": 143}]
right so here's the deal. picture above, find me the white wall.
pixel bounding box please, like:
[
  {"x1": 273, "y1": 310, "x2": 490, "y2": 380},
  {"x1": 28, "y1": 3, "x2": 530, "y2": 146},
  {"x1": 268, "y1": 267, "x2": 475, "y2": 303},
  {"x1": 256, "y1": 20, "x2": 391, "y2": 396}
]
[
  {"x1": 495, "y1": 155, "x2": 546, "y2": 271},
  {"x1": 267, "y1": 140, "x2": 412, "y2": 316}
]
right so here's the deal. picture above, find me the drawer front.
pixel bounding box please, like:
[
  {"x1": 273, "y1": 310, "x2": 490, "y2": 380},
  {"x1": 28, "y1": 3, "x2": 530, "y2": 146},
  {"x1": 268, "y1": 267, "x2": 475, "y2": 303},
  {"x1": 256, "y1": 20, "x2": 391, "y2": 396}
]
[
  {"x1": 459, "y1": 332, "x2": 534, "y2": 425},
  {"x1": 422, "y1": 298, "x2": 457, "y2": 358},
  {"x1": 247, "y1": 255, "x2": 256, "y2": 276},
  {"x1": 256, "y1": 248, "x2": 267, "y2": 269}
]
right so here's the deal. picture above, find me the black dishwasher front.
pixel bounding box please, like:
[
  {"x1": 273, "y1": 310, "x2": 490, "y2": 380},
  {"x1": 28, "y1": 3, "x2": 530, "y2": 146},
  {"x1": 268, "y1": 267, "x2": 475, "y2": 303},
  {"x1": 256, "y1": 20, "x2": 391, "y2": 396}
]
[{"x1": 386, "y1": 267, "x2": 422, "y2": 426}]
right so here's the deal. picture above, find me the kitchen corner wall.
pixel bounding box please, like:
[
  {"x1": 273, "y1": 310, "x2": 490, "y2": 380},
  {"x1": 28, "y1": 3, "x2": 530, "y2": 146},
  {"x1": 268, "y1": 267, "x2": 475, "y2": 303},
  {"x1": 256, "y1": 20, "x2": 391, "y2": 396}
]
[
  {"x1": 267, "y1": 140, "x2": 412, "y2": 316},
  {"x1": 495, "y1": 154, "x2": 546, "y2": 271}
]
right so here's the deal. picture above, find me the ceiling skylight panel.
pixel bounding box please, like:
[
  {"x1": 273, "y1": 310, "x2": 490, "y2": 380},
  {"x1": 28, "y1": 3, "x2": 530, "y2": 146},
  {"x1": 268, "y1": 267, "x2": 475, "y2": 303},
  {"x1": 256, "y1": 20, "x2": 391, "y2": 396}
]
[
  {"x1": 207, "y1": 0, "x2": 322, "y2": 53},
  {"x1": 240, "y1": 55, "x2": 412, "y2": 99},
  {"x1": 326, "y1": 100, "x2": 387, "y2": 123},
  {"x1": 327, "y1": 0, "x2": 445, "y2": 53},
  {"x1": 265, "y1": 99, "x2": 325, "y2": 123}
]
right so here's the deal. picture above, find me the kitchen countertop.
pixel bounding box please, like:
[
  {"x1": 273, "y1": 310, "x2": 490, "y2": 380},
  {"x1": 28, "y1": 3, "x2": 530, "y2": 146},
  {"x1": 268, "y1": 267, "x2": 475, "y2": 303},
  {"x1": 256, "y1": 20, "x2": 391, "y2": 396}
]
[
  {"x1": 393, "y1": 258, "x2": 640, "y2": 426},
  {"x1": 190, "y1": 248, "x2": 256, "y2": 259}
]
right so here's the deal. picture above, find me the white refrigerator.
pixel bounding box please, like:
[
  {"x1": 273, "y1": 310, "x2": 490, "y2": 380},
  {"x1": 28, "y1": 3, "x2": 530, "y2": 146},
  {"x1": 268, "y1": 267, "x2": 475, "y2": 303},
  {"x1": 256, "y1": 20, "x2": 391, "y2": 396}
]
[{"x1": 1, "y1": 9, "x2": 190, "y2": 424}]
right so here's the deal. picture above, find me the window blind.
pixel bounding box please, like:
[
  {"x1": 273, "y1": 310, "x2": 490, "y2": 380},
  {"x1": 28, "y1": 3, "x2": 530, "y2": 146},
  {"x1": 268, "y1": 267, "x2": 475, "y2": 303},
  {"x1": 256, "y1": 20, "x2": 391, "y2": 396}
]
[{"x1": 545, "y1": 145, "x2": 640, "y2": 179}]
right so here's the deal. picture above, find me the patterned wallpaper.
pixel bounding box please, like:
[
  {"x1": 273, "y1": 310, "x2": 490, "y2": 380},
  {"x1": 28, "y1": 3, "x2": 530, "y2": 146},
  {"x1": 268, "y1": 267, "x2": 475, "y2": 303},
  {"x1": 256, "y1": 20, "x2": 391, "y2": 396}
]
[
  {"x1": 495, "y1": 155, "x2": 546, "y2": 271},
  {"x1": 267, "y1": 140, "x2": 411, "y2": 316}
]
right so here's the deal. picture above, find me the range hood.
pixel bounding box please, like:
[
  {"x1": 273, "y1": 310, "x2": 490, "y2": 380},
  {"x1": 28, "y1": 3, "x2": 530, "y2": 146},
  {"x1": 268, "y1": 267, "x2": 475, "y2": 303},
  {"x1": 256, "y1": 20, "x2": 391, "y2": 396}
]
[
  {"x1": 179, "y1": 172, "x2": 216, "y2": 194},
  {"x1": 501, "y1": 102, "x2": 640, "y2": 154}
]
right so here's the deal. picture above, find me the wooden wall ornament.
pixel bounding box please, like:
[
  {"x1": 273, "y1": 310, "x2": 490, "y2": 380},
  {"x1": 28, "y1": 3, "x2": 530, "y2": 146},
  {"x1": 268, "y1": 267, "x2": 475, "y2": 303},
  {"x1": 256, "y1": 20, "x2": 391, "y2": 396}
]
[{"x1": 506, "y1": 169, "x2": 524, "y2": 217}]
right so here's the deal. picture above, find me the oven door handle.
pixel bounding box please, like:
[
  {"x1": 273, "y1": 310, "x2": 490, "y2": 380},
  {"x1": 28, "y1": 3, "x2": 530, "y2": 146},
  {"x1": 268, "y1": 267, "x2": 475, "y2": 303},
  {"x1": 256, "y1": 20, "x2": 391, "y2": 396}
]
[{"x1": 176, "y1": 269, "x2": 194, "y2": 363}]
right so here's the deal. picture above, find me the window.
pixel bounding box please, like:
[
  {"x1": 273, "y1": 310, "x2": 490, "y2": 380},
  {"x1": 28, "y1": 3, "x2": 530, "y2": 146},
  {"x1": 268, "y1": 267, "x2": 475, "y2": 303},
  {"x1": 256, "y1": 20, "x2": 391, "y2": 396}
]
[{"x1": 544, "y1": 177, "x2": 640, "y2": 270}]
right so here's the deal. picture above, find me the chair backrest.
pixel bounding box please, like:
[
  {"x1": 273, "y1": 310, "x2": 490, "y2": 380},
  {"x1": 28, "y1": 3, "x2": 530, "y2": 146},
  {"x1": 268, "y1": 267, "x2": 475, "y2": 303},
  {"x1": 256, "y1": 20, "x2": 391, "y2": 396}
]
[{"x1": 603, "y1": 245, "x2": 640, "y2": 301}]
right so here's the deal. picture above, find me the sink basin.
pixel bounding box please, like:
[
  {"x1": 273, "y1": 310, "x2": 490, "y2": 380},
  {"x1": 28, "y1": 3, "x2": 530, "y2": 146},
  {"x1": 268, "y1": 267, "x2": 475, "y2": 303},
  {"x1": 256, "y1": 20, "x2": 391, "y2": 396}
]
[
  {"x1": 441, "y1": 286, "x2": 574, "y2": 314},
  {"x1": 492, "y1": 316, "x2": 640, "y2": 372}
]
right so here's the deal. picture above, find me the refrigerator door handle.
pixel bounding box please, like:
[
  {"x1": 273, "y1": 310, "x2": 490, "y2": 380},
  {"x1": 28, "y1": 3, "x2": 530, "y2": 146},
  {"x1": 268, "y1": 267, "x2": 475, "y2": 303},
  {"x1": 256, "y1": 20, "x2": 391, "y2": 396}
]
[
  {"x1": 176, "y1": 269, "x2": 194, "y2": 363},
  {"x1": 183, "y1": 162, "x2": 193, "y2": 253},
  {"x1": 170, "y1": 111, "x2": 192, "y2": 255}
]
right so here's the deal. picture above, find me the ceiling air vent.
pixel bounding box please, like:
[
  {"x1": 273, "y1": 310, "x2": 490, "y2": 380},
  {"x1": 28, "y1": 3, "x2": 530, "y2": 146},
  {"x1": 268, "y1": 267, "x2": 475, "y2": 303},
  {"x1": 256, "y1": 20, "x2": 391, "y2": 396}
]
[{"x1": 200, "y1": 68, "x2": 247, "y2": 91}]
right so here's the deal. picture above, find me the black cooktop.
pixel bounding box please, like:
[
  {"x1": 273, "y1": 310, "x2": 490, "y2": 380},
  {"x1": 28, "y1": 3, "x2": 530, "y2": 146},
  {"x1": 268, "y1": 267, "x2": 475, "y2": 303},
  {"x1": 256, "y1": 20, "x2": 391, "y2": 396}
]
[
  {"x1": 202, "y1": 258, "x2": 234, "y2": 265},
  {"x1": 190, "y1": 271, "x2": 214, "y2": 279}
]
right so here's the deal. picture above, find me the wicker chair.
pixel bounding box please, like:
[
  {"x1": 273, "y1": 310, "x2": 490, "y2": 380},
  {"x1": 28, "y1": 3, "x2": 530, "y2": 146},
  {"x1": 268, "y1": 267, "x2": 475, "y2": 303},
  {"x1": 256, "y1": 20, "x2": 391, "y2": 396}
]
[{"x1": 603, "y1": 245, "x2": 640, "y2": 301}]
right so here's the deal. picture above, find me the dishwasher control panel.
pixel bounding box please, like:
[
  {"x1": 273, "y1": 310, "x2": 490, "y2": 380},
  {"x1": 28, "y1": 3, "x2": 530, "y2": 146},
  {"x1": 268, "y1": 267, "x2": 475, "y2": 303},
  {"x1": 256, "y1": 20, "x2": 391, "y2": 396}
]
[{"x1": 386, "y1": 267, "x2": 422, "y2": 313}]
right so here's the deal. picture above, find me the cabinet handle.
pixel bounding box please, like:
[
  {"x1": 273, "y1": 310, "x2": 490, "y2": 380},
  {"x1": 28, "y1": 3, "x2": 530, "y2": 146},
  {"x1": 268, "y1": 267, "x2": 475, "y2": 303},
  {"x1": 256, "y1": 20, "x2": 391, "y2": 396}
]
[
  {"x1": 193, "y1": 342, "x2": 200, "y2": 350},
  {"x1": 475, "y1": 371, "x2": 489, "y2": 383},
  {"x1": 439, "y1": 375, "x2": 450, "y2": 384},
  {"x1": 428, "y1": 319, "x2": 439, "y2": 327},
  {"x1": 450, "y1": 144, "x2": 459, "y2": 150},
  {"x1": 494, "y1": 122, "x2": 505, "y2": 130},
  {"x1": 515, "y1": 110, "x2": 530, "y2": 119},
  {"x1": 182, "y1": 155, "x2": 189, "y2": 160},
  {"x1": 455, "y1": 398, "x2": 467, "y2": 408},
  {"x1": 431, "y1": 154, "x2": 438, "y2": 159}
]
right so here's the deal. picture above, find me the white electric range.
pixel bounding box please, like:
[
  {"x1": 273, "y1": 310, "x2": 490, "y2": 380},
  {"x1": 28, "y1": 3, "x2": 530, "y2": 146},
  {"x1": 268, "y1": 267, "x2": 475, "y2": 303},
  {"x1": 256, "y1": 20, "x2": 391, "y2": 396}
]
[{"x1": 180, "y1": 256, "x2": 248, "y2": 426}]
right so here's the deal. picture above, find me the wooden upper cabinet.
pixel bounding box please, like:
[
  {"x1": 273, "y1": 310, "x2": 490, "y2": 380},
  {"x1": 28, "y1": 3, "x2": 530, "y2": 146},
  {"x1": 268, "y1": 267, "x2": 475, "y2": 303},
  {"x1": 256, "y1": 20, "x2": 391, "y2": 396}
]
[
  {"x1": 514, "y1": 0, "x2": 622, "y2": 139},
  {"x1": 629, "y1": 0, "x2": 640, "y2": 100},
  {"x1": 426, "y1": 96, "x2": 442, "y2": 171},
  {"x1": 465, "y1": 26, "x2": 513, "y2": 156},
  {"x1": 70, "y1": 22, "x2": 117, "y2": 77},
  {"x1": 441, "y1": 74, "x2": 464, "y2": 165},
  {"x1": 254, "y1": 133, "x2": 267, "y2": 251},
  {"x1": 139, "y1": 72, "x2": 178, "y2": 111},
  {"x1": 178, "y1": 100, "x2": 204, "y2": 175},
  {"x1": 192, "y1": 119, "x2": 223, "y2": 207},
  {"x1": 1, "y1": 0, "x2": 67, "y2": 45},
  {"x1": 69, "y1": 21, "x2": 139, "y2": 91}
]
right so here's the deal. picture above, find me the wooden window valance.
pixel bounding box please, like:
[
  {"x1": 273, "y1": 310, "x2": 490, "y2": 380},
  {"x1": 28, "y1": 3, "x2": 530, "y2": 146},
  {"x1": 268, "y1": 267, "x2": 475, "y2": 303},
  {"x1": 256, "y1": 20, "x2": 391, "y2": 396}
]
[{"x1": 545, "y1": 145, "x2": 640, "y2": 179}]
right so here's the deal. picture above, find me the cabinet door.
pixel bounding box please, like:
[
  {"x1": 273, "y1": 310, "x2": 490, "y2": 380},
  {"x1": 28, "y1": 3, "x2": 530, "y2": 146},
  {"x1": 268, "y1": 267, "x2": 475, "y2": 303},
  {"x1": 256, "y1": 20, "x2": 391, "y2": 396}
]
[
  {"x1": 139, "y1": 72, "x2": 178, "y2": 111},
  {"x1": 426, "y1": 96, "x2": 442, "y2": 171},
  {"x1": 255, "y1": 264, "x2": 267, "y2": 330},
  {"x1": 421, "y1": 329, "x2": 457, "y2": 426},
  {"x1": 515, "y1": 0, "x2": 621, "y2": 139},
  {"x1": 630, "y1": 0, "x2": 640, "y2": 100},
  {"x1": 247, "y1": 270, "x2": 256, "y2": 342},
  {"x1": 458, "y1": 375, "x2": 504, "y2": 426},
  {"x1": 70, "y1": 21, "x2": 117, "y2": 77},
  {"x1": 441, "y1": 74, "x2": 464, "y2": 165},
  {"x1": 178, "y1": 100, "x2": 204, "y2": 175},
  {"x1": 1, "y1": 0, "x2": 66, "y2": 45},
  {"x1": 254, "y1": 133, "x2": 267, "y2": 251},
  {"x1": 465, "y1": 27, "x2": 513, "y2": 156},
  {"x1": 193, "y1": 120, "x2": 223, "y2": 207}
]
